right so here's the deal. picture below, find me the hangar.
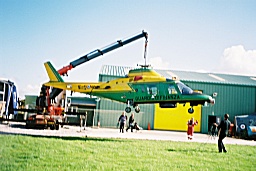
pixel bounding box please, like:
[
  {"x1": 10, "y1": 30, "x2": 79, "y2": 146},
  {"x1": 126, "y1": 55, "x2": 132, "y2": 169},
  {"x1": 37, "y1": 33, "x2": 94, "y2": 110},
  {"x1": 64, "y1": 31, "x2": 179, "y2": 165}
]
[{"x1": 93, "y1": 65, "x2": 256, "y2": 134}]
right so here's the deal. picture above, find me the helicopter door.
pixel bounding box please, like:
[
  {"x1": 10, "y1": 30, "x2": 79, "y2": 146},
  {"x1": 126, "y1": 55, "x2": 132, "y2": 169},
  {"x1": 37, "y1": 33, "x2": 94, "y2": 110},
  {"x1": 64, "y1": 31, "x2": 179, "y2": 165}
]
[
  {"x1": 131, "y1": 83, "x2": 159, "y2": 103},
  {"x1": 132, "y1": 83, "x2": 158, "y2": 96},
  {"x1": 146, "y1": 84, "x2": 158, "y2": 98},
  {"x1": 158, "y1": 83, "x2": 178, "y2": 95}
]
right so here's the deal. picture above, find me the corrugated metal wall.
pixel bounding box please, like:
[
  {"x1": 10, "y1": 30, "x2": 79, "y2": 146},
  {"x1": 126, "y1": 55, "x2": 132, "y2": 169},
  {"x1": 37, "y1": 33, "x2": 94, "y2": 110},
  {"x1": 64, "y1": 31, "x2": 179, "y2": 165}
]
[{"x1": 185, "y1": 81, "x2": 256, "y2": 133}]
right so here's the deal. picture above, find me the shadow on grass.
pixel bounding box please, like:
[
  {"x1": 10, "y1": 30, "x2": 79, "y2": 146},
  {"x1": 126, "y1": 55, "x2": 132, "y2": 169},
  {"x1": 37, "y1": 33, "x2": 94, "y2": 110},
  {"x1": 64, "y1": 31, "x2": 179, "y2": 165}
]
[
  {"x1": 167, "y1": 148, "x2": 216, "y2": 153},
  {"x1": 0, "y1": 131, "x2": 123, "y2": 142},
  {"x1": 167, "y1": 143, "x2": 217, "y2": 153}
]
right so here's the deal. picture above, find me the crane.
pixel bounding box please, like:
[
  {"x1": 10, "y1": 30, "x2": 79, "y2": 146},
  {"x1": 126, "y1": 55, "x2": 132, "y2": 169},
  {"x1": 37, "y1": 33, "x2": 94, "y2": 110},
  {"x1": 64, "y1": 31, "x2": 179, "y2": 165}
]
[{"x1": 34, "y1": 30, "x2": 148, "y2": 130}]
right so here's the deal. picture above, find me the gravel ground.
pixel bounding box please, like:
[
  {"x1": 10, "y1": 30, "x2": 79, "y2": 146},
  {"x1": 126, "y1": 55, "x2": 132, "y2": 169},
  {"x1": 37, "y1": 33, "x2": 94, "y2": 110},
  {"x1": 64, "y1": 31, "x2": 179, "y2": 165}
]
[{"x1": 0, "y1": 121, "x2": 255, "y2": 146}]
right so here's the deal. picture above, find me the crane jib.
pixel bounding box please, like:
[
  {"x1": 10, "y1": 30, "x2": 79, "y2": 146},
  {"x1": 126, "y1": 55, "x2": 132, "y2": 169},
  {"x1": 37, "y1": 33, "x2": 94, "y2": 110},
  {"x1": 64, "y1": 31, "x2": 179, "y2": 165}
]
[
  {"x1": 53, "y1": 30, "x2": 148, "y2": 100},
  {"x1": 70, "y1": 31, "x2": 147, "y2": 68}
]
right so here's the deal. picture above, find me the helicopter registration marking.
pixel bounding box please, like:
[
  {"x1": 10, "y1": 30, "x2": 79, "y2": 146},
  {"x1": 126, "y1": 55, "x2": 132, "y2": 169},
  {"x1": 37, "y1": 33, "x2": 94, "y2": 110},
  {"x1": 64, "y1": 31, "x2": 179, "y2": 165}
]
[
  {"x1": 135, "y1": 94, "x2": 180, "y2": 101},
  {"x1": 78, "y1": 85, "x2": 87, "y2": 90},
  {"x1": 78, "y1": 85, "x2": 96, "y2": 90}
]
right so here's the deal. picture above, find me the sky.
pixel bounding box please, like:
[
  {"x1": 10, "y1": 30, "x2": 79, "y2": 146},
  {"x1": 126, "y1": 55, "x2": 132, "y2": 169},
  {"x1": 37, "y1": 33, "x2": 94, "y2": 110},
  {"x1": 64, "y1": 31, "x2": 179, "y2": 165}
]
[{"x1": 1, "y1": 0, "x2": 256, "y2": 98}]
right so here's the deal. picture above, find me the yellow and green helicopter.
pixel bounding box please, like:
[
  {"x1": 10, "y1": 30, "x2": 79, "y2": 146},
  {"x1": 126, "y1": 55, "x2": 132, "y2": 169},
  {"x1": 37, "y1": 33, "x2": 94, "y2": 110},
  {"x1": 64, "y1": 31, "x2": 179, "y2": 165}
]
[{"x1": 43, "y1": 31, "x2": 215, "y2": 114}]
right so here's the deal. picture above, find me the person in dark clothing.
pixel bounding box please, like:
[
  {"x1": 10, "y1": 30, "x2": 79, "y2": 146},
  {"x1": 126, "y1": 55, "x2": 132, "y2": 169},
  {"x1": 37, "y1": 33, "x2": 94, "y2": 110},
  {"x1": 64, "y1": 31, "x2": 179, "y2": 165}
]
[
  {"x1": 210, "y1": 123, "x2": 218, "y2": 139},
  {"x1": 134, "y1": 122, "x2": 142, "y2": 131},
  {"x1": 118, "y1": 112, "x2": 127, "y2": 133},
  {"x1": 126, "y1": 113, "x2": 135, "y2": 132},
  {"x1": 217, "y1": 114, "x2": 231, "y2": 153},
  {"x1": 36, "y1": 92, "x2": 46, "y2": 113}
]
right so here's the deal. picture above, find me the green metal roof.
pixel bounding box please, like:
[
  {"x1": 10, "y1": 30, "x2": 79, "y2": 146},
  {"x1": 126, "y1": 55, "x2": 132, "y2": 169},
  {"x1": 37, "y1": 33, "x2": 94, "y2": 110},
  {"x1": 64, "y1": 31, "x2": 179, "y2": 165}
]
[
  {"x1": 99, "y1": 65, "x2": 256, "y2": 86},
  {"x1": 100, "y1": 65, "x2": 132, "y2": 77}
]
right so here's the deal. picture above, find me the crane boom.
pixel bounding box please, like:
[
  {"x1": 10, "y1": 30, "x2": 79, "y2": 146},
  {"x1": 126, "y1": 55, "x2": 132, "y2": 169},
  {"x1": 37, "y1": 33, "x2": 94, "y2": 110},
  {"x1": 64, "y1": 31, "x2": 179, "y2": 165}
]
[
  {"x1": 58, "y1": 30, "x2": 148, "y2": 76},
  {"x1": 50, "y1": 30, "x2": 148, "y2": 100}
]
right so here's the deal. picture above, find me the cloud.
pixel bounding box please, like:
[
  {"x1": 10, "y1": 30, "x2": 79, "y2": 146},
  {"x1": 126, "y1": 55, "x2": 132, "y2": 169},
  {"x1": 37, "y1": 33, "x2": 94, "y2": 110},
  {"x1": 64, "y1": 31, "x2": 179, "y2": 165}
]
[
  {"x1": 18, "y1": 84, "x2": 41, "y2": 99},
  {"x1": 218, "y1": 45, "x2": 256, "y2": 76},
  {"x1": 148, "y1": 57, "x2": 170, "y2": 69}
]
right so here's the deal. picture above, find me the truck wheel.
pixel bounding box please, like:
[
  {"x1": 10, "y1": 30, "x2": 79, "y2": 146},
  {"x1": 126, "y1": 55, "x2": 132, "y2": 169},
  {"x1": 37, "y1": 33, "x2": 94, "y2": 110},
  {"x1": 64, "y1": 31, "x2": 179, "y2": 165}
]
[
  {"x1": 56, "y1": 124, "x2": 59, "y2": 130},
  {"x1": 50, "y1": 124, "x2": 55, "y2": 130}
]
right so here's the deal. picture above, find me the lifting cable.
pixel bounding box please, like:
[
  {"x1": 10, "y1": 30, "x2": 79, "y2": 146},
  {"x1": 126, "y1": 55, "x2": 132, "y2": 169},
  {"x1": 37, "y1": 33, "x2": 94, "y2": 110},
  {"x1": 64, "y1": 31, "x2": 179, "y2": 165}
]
[{"x1": 143, "y1": 34, "x2": 148, "y2": 66}]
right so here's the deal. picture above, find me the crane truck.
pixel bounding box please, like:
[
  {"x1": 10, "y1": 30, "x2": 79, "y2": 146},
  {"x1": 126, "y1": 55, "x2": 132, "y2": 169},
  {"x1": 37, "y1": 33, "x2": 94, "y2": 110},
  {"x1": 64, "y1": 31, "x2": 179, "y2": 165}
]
[{"x1": 27, "y1": 30, "x2": 148, "y2": 129}]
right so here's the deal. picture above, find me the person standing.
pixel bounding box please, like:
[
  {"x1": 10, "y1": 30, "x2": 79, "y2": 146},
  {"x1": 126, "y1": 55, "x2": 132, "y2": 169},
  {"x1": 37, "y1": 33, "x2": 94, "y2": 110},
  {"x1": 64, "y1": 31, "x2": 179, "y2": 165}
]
[
  {"x1": 217, "y1": 113, "x2": 231, "y2": 153},
  {"x1": 187, "y1": 118, "x2": 198, "y2": 140},
  {"x1": 126, "y1": 113, "x2": 135, "y2": 132},
  {"x1": 118, "y1": 112, "x2": 127, "y2": 133},
  {"x1": 210, "y1": 122, "x2": 218, "y2": 139}
]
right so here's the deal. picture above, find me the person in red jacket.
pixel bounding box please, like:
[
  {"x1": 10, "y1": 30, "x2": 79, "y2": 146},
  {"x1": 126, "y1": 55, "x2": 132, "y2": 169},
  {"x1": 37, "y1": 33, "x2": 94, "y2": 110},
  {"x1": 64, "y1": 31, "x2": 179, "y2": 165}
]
[{"x1": 187, "y1": 118, "x2": 198, "y2": 140}]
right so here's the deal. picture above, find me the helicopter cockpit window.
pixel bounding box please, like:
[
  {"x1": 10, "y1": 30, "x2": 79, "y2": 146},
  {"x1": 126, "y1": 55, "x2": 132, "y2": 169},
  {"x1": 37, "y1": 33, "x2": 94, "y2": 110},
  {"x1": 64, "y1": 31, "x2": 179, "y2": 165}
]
[
  {"x1": 168, "y1": 85, "x2": 177, "y2": 94},
  {"x1": 132, "y1": 84, "x2": 145, "y2": 93},
  {"x1": 147, "y1": 85, "x2": 157, "y2": 95},
  {"x1": 177, "y1": 82, "x2": 193, "y2": 95}
]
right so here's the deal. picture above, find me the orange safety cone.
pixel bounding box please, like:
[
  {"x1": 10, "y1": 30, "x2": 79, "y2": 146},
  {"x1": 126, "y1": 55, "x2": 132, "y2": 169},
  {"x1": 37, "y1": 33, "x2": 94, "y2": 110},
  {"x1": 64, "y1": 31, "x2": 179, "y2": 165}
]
[{"x1": 147, "y1": 122, "x2": 150, "y2": 130}]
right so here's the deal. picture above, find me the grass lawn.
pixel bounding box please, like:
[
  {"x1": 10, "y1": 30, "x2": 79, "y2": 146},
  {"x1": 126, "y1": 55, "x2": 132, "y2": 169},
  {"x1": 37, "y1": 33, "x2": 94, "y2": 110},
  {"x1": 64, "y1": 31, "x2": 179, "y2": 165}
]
[{"x1": 0, "y1": 134, "x2": 255, "y2": 171}]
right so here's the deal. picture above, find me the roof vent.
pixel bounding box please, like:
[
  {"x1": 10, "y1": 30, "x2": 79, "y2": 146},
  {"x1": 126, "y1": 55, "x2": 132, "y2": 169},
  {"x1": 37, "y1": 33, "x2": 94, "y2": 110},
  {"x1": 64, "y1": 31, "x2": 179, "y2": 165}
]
[{"x1": 208, "y1": 74, "x2": 225, "y2": 82}]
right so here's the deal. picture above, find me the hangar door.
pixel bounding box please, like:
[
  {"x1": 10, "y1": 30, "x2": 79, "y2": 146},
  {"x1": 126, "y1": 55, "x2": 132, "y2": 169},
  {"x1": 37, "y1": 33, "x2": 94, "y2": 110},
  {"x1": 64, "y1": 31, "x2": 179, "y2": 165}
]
[{"x1": 154, "y1": 103, "x2": 202, "y2": 132}]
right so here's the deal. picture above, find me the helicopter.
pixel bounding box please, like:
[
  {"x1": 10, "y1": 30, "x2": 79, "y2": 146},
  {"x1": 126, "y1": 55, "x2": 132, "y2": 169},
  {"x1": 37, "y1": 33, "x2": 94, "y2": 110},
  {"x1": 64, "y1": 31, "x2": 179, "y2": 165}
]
[
  {"x1": 43, "y1": 61, "x2": 215, "y2": 114},
  {"x1": 43, "y1": 30, "x2": 214, "y2": 114}
]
